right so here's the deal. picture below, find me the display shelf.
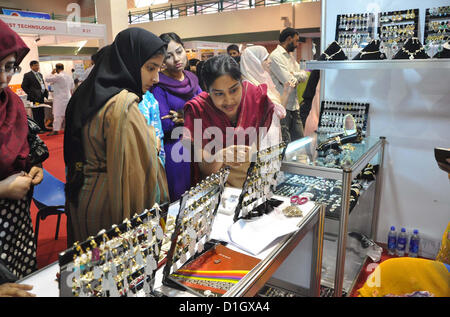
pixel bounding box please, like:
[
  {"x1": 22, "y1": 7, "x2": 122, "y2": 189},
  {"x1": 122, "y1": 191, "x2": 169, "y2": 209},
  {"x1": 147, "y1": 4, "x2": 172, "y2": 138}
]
[
  {"x1": 280, "y1": 133, "x2": 386, "y2": 297},
  {"x1": 306, "y1": 58, "x2": 450, "y2": 70}
]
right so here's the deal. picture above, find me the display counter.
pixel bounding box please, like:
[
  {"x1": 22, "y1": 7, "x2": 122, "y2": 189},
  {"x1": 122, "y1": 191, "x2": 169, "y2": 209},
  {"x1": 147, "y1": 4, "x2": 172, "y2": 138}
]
[
  {"x1": 277, "y1": 134, "x2": 385, "y2": 296},
  {"x1": 18, "y1": 188, "x2": 325, "y2": 297}
]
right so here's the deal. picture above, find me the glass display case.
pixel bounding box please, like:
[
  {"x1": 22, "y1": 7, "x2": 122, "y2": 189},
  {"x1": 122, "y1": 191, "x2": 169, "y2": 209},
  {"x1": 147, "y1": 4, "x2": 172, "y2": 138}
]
[{"x1": 278, "y1": 133, "x2": 386, "y2": 296}]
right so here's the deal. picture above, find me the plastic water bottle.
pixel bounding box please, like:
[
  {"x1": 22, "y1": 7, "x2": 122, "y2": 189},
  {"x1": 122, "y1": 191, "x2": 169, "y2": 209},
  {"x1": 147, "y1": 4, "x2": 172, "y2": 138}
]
[
  {"x1": 409, "y1": 229, "x2": 420, "y2": 257},
  {"x1": 387, "y1": 226, "x2": 397, "y2": 255},
  {"x1": 396, "y1": 228, "x2": 407, "y2": 256}
]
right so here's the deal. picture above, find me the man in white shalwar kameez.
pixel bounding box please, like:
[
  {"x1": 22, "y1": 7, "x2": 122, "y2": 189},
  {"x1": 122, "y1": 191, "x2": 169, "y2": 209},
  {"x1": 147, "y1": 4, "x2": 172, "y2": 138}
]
[{"x1": 45, "y1": 63, "x2": 74, "y2": 136}]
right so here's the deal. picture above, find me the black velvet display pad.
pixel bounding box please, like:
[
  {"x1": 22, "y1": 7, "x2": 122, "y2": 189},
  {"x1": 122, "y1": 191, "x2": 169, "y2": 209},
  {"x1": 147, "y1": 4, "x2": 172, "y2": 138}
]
[
  {"x1": 392, "y1": 38, "x2": 430, "y2": 59},
  {"x1": 353, "y1": 40, "x2": 387, "y2": 60},
  {"x1": 433, "y1": 42, "x2": 450, "y2": 58},
  {"x1": 320, "y1": 41, "x2": 348, "y2": 61}
]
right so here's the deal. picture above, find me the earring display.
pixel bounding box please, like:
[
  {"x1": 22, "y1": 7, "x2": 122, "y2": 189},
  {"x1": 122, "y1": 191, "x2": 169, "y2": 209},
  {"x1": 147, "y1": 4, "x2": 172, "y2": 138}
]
[
  {"x1": 424, "y1": 6, "x2": 450, "y2": 57},
  {"x1": 378, "y1": 9, "x2": 419, "y2": 57},
  {"x1": 335, "y1": 13, "x2": 375, "y2": 50},
  {"x1": 58, "y1": 203, "x2": 169, "y2": 297},
  {"x1": 162, "y1": 167, "x2": 230, "y2": 294},
  {"x1": 317, "y1": 100, "x2": 370, "y2": 136},
  {"x1": 233, "y1": 143, "x2": 287, "y2": 222}
]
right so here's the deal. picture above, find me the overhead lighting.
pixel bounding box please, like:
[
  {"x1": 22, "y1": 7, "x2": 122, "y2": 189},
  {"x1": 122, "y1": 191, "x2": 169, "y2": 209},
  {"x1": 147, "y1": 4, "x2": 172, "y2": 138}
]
[{"x1": 75, "y1": 40, "x2": 88, "y2": 55}]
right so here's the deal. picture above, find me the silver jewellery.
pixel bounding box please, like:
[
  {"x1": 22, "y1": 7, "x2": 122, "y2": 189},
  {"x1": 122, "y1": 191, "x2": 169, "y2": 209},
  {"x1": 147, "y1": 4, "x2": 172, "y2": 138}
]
[
  {"x1": 336, "y1": 13, "x2": 374, "y2": 49},
  {"x1": 163, "y1": 167, "x2": 230, "y2": 284},
  {"x1": 234, "y1": 142, "x2": 287, "y2": 222}
]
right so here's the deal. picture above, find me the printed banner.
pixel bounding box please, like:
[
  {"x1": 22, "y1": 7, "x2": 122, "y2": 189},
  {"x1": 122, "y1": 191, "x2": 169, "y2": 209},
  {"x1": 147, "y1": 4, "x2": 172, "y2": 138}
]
[
  {"x1": 0, "y1": 15, "x2": 106, "y2": 38},
  {"x1": 2, "y1": 9, "x2": 51, "y2": 20}
]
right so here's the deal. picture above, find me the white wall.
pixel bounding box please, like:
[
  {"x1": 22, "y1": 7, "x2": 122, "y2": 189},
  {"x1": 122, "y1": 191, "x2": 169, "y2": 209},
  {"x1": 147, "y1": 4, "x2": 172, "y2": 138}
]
[
  {"x1": 96, "y1": 0, "x2": 129, "y2": 45},
  {"x1": 322, "y1": 0, "x2": 450, "y2": 253}
]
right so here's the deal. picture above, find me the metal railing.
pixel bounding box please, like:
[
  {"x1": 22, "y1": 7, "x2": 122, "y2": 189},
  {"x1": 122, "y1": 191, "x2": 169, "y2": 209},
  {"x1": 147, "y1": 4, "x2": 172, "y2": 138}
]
[{"x1": 129, "y1": 0, "x2": 317, "y2": 24}]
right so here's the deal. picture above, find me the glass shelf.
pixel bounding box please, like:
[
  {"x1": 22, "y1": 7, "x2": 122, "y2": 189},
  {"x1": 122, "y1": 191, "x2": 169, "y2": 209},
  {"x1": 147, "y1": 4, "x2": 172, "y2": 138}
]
[
  {"x1": 306, "y1": 58, "x2": 450, "y2": 70},
  {"x1": 282, "y1": 134, "x2": 383, "y2": 180}
]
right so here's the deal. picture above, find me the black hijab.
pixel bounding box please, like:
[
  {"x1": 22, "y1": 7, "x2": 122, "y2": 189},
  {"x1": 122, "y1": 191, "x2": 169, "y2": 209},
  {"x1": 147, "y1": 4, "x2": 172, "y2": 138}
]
[{"x1": 64, "y1": 28, "x2": 166, "y2": 204}]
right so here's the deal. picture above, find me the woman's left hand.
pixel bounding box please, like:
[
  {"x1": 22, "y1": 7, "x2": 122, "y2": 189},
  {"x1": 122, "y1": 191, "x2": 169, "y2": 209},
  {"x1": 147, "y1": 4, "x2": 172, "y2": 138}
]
[
  {"x1": 162, "y1": 110, "x2": 184, "y2": 125},
  {"x1": 28, "y1": 166, "x2": 44, "y2": 185}
]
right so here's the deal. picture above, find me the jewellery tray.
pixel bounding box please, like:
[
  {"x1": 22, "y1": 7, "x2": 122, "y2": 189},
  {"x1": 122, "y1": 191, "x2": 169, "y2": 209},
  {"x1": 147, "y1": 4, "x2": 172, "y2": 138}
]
[
  {"x1": 275, "y1": 165, "x2": 378, "y2": 220},
  {"x1": 317, "y1": 100, "x2": 370, "y2": 136},
  {"x1": 58, "y1": 202, "x2": 169, "y2": 297}
]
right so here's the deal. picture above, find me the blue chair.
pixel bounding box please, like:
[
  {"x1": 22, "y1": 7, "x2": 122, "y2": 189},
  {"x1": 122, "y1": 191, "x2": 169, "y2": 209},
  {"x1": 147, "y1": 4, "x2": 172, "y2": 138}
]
[{"x1": 32, "y1": 169, "x2": 66, "y2": 245}]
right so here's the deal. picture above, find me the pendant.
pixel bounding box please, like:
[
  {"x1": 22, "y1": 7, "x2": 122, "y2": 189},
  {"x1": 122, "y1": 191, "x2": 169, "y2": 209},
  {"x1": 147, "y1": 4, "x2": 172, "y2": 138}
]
[{"x1": 409, "y1": 54, "x2": 414, "y2": 60}]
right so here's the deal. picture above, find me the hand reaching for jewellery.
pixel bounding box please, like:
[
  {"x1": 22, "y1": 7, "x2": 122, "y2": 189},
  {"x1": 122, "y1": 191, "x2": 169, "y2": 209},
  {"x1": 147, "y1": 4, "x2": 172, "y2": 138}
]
[{"x1": 161, "y1": 110, "x2": 184, "y2": 125}]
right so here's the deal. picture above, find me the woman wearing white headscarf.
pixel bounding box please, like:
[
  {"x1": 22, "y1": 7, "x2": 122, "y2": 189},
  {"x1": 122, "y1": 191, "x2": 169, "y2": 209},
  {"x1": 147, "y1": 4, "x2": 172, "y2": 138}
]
[
  {"x1": 240, "y1": 45, "x2": 294, "y2": 120},
  {"x1": 240, "y1": 45, "x2": 293, "y2": 148}
]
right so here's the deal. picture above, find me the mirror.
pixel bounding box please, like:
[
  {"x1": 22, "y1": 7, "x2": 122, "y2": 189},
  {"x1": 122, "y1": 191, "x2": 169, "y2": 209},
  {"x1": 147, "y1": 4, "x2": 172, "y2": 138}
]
[{"x1": 343, "y1": 114, "x2": 357, "y2": 135}]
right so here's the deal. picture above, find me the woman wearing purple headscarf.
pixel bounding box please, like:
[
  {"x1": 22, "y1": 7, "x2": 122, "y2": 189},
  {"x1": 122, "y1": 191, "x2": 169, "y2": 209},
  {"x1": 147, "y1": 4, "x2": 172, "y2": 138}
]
[{"x1": 151, "y1": 32, "x2": 202, "y2": 201}]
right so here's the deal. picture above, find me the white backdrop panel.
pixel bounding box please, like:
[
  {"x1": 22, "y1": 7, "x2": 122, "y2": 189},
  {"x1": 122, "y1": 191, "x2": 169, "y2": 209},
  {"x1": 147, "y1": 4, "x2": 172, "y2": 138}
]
[{"x1": 322, "y1": 0, "x2": 450, "y2": 251}]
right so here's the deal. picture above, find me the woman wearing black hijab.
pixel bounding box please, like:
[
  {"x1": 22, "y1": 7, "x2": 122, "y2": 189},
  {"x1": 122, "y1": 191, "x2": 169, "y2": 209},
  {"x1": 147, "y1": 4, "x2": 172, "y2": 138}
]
[{"x1": 64, "y1": 28, "x2": 169, "y2": 244}]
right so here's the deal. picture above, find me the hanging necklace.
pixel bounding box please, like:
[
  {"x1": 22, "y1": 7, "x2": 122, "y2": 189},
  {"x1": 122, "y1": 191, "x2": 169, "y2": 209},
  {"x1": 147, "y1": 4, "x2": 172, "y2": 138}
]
[
  {"x1": 360, "y1": 50, "x2": 381, "y2": 57},
  {"x1": 401, "y1": 46, "x2": 424, "y2": 59}
]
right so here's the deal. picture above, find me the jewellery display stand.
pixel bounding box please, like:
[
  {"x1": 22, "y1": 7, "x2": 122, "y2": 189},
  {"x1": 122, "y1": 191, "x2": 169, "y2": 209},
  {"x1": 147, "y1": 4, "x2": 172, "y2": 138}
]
[
  {"x1": 353, "y1": 40, "x2": 387, "y2": 60},
  {"x1": 392, "y1": 37, "x2": 430, "y2": 59},
  {"x1": 378, "y1": 9, "x2": 419, "y2": 46},
  {"x1": 233, "y1": 143, "x2": 287, "y2": 222},
  {"x1": 58, "y1": 203, "x2": 169, "y2": 297},
  {"x1": 162, "y1": 167, "x2": 231, "y2": 296},
  {"x1": 335, "y1": 13, "x2": 375, "y2": 50},
  {"x1": 317, "y1": 100, "x2": 370, "y2": 135},
  {"x1": 433, "y1": 41, "x2": 450, "y2": 58},
  {"x1": 321, "y1": 41, "x2": 348, "y2": 61},
  {"x1": 424, "y1": 6, "x2": 450, "y2": 57}
]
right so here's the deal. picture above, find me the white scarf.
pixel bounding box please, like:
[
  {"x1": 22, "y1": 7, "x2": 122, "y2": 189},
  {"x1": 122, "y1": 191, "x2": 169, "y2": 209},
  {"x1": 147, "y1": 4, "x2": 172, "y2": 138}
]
[{"x1": 240, "y1": 46, "x2": 285, "y2": 118}]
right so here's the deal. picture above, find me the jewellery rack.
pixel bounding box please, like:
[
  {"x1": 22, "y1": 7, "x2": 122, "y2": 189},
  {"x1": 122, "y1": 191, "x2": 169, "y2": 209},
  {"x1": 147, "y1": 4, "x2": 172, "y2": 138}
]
[
  {"x1": 233, "y1": 142, "x2": 287, "y2": 222},
  {"x1": 317, "y1": 100, "x2": 370, "y2": 136},
  {"x1": 275, "y1": 164, "x2": 378, "y2": 220},
  {"x1": 424, "y1": 6, "x2": 450, "y2": 56},
  {"x1": 58, "y1": 202, "x2": 169, "y2": 297},
  {"x1": 335, "y1": 13, "x2": 376, "y2": 49},
  {"x1": 378, "y1": 9, "x2": 419, "y2": 49},
  {"x1": 162, "y1": 167, "x2": 230, "y2": 295}
]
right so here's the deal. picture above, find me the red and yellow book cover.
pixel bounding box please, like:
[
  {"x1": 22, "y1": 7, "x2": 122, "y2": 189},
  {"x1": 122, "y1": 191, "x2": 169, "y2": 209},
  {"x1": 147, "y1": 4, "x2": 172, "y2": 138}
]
[{"x1": 170, "y1": 244, "x2": 261, "y2": 296}]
